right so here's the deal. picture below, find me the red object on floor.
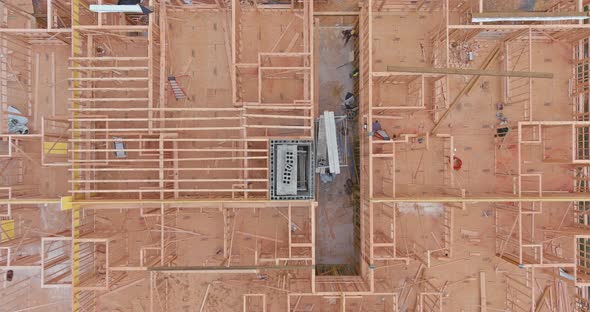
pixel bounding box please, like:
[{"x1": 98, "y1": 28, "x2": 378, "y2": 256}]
[{"x1": 453, "y1": 156, "x2": 462, "y2": 170}]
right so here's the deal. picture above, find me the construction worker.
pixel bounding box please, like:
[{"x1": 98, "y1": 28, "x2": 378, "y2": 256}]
[
  {"x1": 371, "y1": 120, "x2": 391, "y2": 140},
  {"x1": 342, "y1": 28, "x2": 358, "y2": 46},
  {"x1": 342, "y1": 92, "x2": 355, "y2": 109},
  {"x1": 372, "y1": 120, "x2": 382, "y2": 133}
]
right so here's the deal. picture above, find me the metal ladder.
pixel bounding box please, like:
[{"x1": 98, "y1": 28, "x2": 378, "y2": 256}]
[{"x1": 168, "y1": 76, "x2": 187, "y2": 100}]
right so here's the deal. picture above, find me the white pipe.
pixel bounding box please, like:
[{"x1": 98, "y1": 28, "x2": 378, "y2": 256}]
[
  {"x1": 472, "y1": 12, "x2": 589, "y2": 23},
  {"x1": 473, "y1": 16, "x2": 589, "y2": 23},
  {"x1": 89, "y1": 4, "x2": 143, "y2": 13}
]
